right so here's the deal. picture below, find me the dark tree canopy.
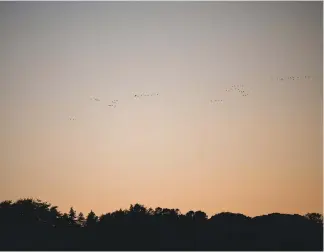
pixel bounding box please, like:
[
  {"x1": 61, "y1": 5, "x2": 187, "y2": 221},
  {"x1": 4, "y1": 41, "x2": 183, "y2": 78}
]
[
  {"x1": 0, "y1": 198, "x2": 322, "y2": 251},
  {"x1": 305, "y1": 212, "x2": 323, "y2": 224}
]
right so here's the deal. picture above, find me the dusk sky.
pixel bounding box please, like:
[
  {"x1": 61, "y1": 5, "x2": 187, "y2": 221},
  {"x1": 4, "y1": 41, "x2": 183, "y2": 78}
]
[{"x1": 1, "y1": 1, "x2": 322, "y2": 217}]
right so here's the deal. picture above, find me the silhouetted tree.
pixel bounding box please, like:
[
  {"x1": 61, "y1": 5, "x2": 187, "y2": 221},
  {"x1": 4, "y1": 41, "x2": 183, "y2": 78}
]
[
  {"x1": 68, "y1": 207, "x2": 77, "y2": 226},
  {"x1": 0, "y1": 198, "x2": 323, "y2": 251},
  {"x1": 86, "y1": 210, "x2": 98, "y2": 228},
  {"x1": 186, "y1": 210, "x2": 195, "y2": 219},
  {"x1": 194, "y1": 210, "x2": 208, "y2": 222},
  {"x1": 77, "y1": 212, "x2": 85, "y2": 227},
  {"x1": 305, "y1": 213, "x2": 323, "y2": 225}
]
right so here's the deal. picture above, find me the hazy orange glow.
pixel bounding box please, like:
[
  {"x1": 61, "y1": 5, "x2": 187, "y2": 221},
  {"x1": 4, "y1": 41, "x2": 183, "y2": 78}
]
[{"x1": 1, "y1": 1, "x2": 322, "y2": 217}]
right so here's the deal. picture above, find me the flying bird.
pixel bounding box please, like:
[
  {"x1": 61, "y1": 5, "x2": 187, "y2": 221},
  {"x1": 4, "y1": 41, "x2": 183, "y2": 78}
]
[
  {"x1": 210, "y1": 99, "x2": 223, "y2": 104},
  {"x1": 134, "y1": 92, "x2": 159, "y2": 98},
  {"x1": 90, "y1": 96, "x2": 100, "y2": 101}
]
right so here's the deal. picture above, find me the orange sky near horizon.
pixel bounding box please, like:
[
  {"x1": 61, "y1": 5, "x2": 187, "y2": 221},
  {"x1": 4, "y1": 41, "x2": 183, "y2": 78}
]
[{"x1": 0, "y1": 1, "x2": 323, "y2": 218}]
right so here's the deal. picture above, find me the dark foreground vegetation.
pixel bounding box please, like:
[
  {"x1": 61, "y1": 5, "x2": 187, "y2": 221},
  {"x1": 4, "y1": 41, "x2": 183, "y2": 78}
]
[{"x1": 0, "y1": 198, "x2": 323, "y2": 251}]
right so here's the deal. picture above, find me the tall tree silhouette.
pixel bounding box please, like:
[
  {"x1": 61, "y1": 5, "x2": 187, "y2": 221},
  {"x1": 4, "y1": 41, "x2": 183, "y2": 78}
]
[
  {"x1": 86, "y1": 210, "x2": 98, "y2": 228},
  {"x1": 68, "y1": 207, "x2": 77, "y2": 226},
  {"x1": 77, "y1": 212, "x2": 86, "y2": 227}
]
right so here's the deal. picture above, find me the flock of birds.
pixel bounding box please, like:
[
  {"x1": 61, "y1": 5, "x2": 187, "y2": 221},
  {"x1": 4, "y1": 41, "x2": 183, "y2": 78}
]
[
  {"x1": 209, "y1": 85, "x2": 250, "y2": 105},
  {"x1": 274, "y1": 75, "x2": 312, "y2": 81},
  {"x1": 225, "y1": 85, "x2": 249, "y2": 97},
  {"x1": 108, "y1": 99, "x2": 119, "y2": 108},
  {"x1": 134, "y1": 92, "x2": 160, "y2": 99},
  {"x1": 210, "y1": 99, "x2": 224, "y2": 104},
  {"x1": 68, "y1": 86, "x2": 246, "y2": 120},
  {"x1": 89, "y1": 96, "x2": 101, "y2": 102},
  {"x1": 68, "y1": 75, "x2": 312, "y2": 121}
]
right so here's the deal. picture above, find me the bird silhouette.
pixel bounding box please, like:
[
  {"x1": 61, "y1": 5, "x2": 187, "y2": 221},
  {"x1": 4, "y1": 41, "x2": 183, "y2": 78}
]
[
  {"x1": 90, "y1": 96, "x2": 100, "y2": 101},
  {"x1": 210, "y1": 99, "x2": 223, "y2": 104},
  {"x1": 275, "y1": 75, "x2": 312, "y2": 82},
  {"x1": 134, "y1": 92, "x2": 159, "y2": 98}
]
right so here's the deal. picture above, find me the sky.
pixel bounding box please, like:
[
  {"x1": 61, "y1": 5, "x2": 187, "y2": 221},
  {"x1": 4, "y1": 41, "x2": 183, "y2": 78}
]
[{"x1": 0, "y1": 1, "x2": 323, "y2": 218}]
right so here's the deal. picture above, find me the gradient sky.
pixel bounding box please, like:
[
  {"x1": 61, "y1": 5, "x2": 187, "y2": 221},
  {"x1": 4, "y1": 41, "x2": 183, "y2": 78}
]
[{"x1": 1, "y1": 1, "x2": 323, "y2": 218}]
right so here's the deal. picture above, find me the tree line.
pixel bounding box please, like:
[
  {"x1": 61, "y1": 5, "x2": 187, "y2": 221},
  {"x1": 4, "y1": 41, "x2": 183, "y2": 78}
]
[{"x1": 0, "y1": 198, "x2": 323, "y2": 250}]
